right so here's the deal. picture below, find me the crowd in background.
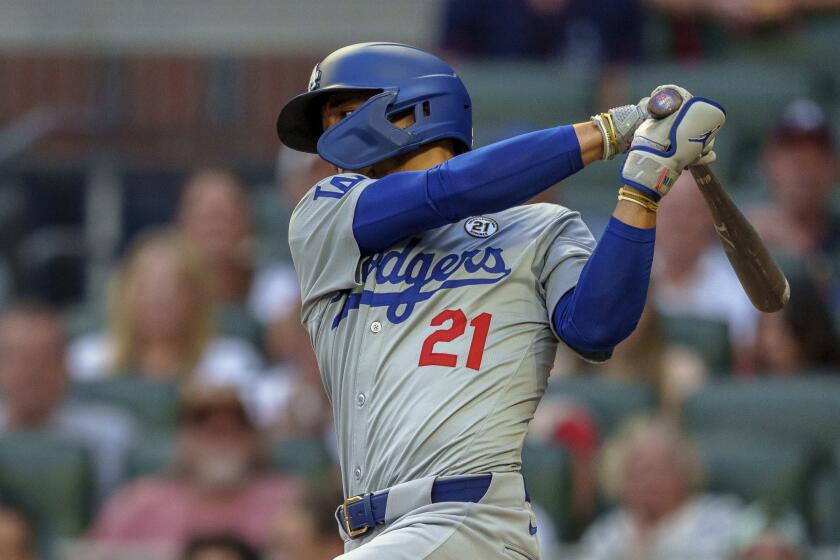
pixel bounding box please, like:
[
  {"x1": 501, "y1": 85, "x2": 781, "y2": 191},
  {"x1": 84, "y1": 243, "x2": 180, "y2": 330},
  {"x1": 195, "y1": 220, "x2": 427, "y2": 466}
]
[{"x1": 0, "y1": 1, "x2": 839, "y2": 559}]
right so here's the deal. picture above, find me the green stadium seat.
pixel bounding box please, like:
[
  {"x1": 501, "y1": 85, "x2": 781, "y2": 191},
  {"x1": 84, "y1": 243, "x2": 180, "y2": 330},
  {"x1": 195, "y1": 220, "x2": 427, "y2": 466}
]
[
  {"x1": 798, "y1": 16, "x2": 840, "y2": 79},
  {"x1": 458, "y1": 62, "x2": 596, "y2": 146},
  {"x1": 270, "y1": 437, "x2": 333, "y2": 478},
  {"x1": 251, "y1": 185, "x2": 293, "y2": 262},
  {"x1": 694, "y1": 433, "x2": 810, "y2": 511},
  {"x1": 812, "y1": 442, "x2": 840, "y2": 543},
  {"x1": 626, "y1": 62, "x2": 814, "y2": 184},
  {"x1": 661, "y1": 315, "x2": 732, "y2": 373},
  {"x1": 545, "y1": 376, "x2": 655, "y2": 436},
  {"x1": 521, "y1": 441, "x2": 572, "y2": 540},
  {"x1": 63, "y1": 303, "x2": 106, "y2": 339},
  {"x1": 217, "y1": 303, "x2": 264, "y2": 351},
  {"x1": 0, "y1": 433, "x2": 93, "y2": 538},
  {"x1": 627, "y1": 62, "x2": 813, "y2": 139},
  {"x1": 683, "y1": 378, "x2": 840, "y2": 450},
  {"x1": 70, "y1": 378, "x2": 181, "y2": 433},
  {"x1": 126, "y1": 433, "x2": 176, "y2": 478}
]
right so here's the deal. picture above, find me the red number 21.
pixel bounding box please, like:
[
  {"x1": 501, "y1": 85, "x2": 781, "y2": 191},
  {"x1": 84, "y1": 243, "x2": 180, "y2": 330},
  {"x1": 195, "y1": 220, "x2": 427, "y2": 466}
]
[{"x1": 418, "y1": 309, "x2": 492, "y2": 371}]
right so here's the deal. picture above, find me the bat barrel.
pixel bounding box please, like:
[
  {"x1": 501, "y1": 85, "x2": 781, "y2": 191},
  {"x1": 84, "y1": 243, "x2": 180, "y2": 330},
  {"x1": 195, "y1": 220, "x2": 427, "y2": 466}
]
[{"x1": 689, "y1": 164, "x2": 789, "y2": 313}]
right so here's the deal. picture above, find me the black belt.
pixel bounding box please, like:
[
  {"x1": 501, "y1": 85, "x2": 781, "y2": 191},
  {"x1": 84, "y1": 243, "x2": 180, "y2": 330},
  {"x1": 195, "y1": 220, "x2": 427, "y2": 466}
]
[{"x1": 340, "y1": 474, "x2": 492, "y2": 538}]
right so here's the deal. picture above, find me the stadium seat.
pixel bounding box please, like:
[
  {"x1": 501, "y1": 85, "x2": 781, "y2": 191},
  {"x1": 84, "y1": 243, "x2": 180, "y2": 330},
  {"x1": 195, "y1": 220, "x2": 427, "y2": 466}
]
[
  {"x1": 661, "y1": 315, "x2": 731, "y2": 374},
  {"x1": 70, "y1": 378, "x2": 181, "y2": 433},
  {"x1": 799, "y1": 15, "x2": 840, "y2": 79},
  {"x1": 458, "y1": 62, "x2": 596, "y2": 147},
  {"x1": 626, "y1": 62, "x2": 814, "y2": 140},
  {"x1": 812, "y1": 442, "x2": 840, "y2": 544},
  {"x1": 682, "y1": 378, "x2": 840, "y2": 451},
  {"x1": 0, "y1": 433, "x2": 93, "y2": 538},
  {"x1": 521, "y1": 441, "x2": 572, "y2": 540},
  {"x1": 63, "y1": 302, "x2": 106, "y2": 339},
  {"x1": 126, "y1": 433, "x2": 176, "y2": 478},
  {"x1": 217, "y1": 303, "x2": 264, "y2": 350},
  {"x1": 270, "y1": 437, "x2": 333, "y2": 478},
  {"x1": 694, "y1": 432, "x2": 811, "y2": 511},
  {"x1": 626, "y1": 61, "x2": 815, "y2": 184},
  {"x1": 545, "y1": 376, "x2": 655, "y2": 437}
]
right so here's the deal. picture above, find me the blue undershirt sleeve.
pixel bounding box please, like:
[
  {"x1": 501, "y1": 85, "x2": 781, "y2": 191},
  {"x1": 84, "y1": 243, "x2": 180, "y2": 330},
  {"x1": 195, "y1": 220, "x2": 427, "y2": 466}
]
[
  {"x1": 552, "y1": 217, "x2": 655, "y2": 361},
  {"x1": 353, "y1": 125, "x2": 584, "y2": 254}
]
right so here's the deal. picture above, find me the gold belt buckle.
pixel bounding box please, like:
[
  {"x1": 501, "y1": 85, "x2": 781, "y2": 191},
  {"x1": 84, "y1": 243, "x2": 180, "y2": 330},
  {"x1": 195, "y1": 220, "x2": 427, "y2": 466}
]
[{"x1": 342, "y1": 495, "x2": 370, "y2": 538}]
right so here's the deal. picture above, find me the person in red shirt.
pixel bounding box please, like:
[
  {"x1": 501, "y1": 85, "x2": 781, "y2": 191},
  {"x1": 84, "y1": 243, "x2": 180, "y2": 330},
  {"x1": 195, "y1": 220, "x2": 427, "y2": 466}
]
[{"x1": 90, "y1": 385, "x2": 300, "y2": 549}]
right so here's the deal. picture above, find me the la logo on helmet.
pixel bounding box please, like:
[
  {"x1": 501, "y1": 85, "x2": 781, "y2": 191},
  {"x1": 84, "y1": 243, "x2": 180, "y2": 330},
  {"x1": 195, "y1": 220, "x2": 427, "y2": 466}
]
[{"x1": 308, "y1": 64, "x2": 322, "y2": 92}]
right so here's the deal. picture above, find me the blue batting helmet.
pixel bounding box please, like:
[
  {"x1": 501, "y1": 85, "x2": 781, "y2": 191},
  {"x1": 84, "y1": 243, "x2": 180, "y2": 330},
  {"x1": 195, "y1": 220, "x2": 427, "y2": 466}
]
[{"x1": 276, "y1": 42, "x2": 473, "y2": 171}]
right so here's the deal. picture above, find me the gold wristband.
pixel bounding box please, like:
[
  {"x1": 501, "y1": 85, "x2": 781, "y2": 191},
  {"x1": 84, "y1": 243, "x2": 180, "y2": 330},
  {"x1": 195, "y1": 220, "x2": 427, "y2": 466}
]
[
  {"x1": 602, "y1": 112, "x2": 619, "y2": 155},
  {"x1": 618, "y1": 187, "x2": 660, "y2": 212}
]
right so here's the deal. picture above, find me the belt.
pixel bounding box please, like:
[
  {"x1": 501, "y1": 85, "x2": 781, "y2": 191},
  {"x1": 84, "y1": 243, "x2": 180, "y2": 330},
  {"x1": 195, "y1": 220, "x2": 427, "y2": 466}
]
[{"x1": 340, "y1": 474, "x2": 492, "y2": 538}]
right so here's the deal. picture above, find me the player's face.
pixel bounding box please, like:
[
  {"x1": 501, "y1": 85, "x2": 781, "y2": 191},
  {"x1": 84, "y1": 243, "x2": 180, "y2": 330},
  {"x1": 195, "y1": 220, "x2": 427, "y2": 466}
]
[
  {"x1": 321, "y1": 92, "x2": 416, "y2": 132},
  {"x1": 322, "y1": 93, "x2": 373, "y2": 132},
  {"x1": 320, "y1": 91, "x2": 430, "y2": 177}
]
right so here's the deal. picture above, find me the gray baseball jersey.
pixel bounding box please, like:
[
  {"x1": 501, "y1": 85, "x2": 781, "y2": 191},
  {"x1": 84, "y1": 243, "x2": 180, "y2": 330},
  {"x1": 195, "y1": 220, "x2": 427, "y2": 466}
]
[{"x1": 289, "y1": 173, "x2": 595, "y2": 499}]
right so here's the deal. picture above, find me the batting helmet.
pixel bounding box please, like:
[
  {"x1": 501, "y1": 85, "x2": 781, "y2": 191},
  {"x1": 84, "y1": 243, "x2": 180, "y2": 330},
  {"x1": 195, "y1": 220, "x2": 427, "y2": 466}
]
[{"x1": 276, "y1": 42, "x2": 472, "y2": 171}]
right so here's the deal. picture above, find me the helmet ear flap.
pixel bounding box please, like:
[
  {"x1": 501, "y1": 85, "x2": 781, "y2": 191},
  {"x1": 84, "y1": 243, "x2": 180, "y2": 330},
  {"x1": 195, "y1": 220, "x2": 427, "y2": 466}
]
[{"x1": 317, "y1": 90, "x2": 415, "y2": 170}]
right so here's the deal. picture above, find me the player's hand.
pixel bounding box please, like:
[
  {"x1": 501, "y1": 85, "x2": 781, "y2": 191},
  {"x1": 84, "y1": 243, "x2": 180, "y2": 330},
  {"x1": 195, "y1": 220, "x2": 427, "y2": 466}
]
[
  {"x1": 620, "y1": 85, "x2": 725, "y2": 200},
  {"x1": 591, "y1": 98, "x2": 649, "y2": 160}
]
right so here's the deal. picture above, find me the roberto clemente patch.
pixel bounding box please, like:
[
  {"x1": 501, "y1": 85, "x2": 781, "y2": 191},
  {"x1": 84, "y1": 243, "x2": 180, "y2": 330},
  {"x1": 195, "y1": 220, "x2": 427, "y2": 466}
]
[{"x1": 464, "y1": 216, "x2": 499, "y2": 238}]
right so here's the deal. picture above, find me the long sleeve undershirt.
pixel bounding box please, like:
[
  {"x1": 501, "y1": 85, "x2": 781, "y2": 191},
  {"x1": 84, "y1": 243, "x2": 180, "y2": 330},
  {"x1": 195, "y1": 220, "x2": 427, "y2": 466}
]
[{"x1": 350, "y1": 125, "x2": 653, "y2": 357}]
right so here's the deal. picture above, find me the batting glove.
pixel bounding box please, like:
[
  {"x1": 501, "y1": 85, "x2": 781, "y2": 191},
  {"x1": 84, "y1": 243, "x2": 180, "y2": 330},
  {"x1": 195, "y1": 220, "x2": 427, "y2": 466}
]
[
  {"x1": 620, "y1": 85, "x2": 726, "y2": 200},
  {"x1": 591, "y1": 98, "x2": 650, "y2": 160}
]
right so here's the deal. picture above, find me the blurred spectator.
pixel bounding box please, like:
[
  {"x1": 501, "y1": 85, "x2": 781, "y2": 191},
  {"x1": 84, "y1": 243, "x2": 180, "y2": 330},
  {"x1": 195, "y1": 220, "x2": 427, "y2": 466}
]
[
  {"x1": 731, "y1": 504, "x2": 809, "y2": 560},
  {"x1": 68, "y1": 230, "x2": 261, "y2": 389},
  {"x1": 439, "y1": 0, "x2": 643, "y2": 64},
  {"x1": 587, "y1": 305, "x2": 708, "y2": 410},
  {"x1": 755, "y1": 273, "x2": 840, "y2": 373},
  {"x1": 266, "y1": 477, "x2": 344, "y2": 560},
  {"x1": 579, "y1": 417, "x2": 742, "y2": 560},
  {"x1": 750, "y1": 99, "x2": 839, "y2": 259},
  {"x1": 90, "y1": 385, "x2": 300, "y2": 549},
  {"x1": 183, "y1": 534, "x2": 261, "y2": 560},
  {"x1": 654, "y1": 171, "x2": 759, "y2": 371},
  {"x1": 0, "y1": 503, "x2": 37, "y2": 560},
  {"x1": 178, "y1": 169, "x2": 255, "y2": 308},
  {"x1": 177, "y1": 169, "x2": 264, "y2": 349},
  {"x1": 248, "y1": 304, "x2": 332, "y2": 439},
  {"x1": 0, "y1": 301, "x2": 136, "y2": 499}
]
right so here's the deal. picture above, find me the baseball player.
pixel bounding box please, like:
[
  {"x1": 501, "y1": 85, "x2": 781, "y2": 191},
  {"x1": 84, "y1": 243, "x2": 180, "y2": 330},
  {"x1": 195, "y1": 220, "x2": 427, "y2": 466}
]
[{"x1": 276, "y1": 42, "x2": 724, "y2": 559}]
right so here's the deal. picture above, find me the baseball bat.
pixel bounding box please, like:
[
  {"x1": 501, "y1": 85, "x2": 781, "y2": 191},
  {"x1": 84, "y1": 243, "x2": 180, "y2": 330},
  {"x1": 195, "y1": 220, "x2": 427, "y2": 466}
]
[
  {"x1": 687, "y1": 164, "x2": 789, "y2": 312},
  {"x1": 647, "y1": 88, "x2": 790, "y2": 313}
]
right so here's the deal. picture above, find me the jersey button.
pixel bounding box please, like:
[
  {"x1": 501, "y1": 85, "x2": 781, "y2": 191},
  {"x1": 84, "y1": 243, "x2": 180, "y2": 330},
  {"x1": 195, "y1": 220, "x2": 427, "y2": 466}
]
[
  {"x1": 370, "y1": 321, "x2": 382, "y2": 333},
  {"x1": 356, "y1": 393, "x2": 366, "y2": 407},
  {"x1": 354, "y1": 466, "x2": 362, "y2": 481}
]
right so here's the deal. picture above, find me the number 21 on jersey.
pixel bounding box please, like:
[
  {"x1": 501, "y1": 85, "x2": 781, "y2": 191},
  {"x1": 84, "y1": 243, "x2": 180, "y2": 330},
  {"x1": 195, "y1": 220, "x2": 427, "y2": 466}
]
[{"x1": 418, "y1": 309, "x2": 492, "y2": 371}]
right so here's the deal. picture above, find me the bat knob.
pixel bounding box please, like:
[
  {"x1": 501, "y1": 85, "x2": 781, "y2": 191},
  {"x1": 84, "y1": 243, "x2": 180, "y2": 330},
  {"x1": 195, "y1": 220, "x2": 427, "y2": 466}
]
[{"x1": 648, "y1": 88, "x2": 684, "y2": 119}]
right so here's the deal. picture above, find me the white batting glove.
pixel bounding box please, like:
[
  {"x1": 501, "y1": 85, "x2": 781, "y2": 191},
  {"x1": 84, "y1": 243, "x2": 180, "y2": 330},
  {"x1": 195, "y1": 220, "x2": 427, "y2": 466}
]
[
  {"x1": 591, "y1": 98, "x2": 649, "y2": 160},
  {"x1": 620, "y1": 85, "x2": 726, "y2": 200}
]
